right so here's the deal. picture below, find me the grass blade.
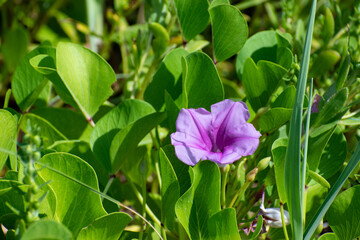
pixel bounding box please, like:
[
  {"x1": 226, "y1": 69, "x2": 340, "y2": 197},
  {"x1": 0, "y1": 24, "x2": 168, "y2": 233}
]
[
  {"x1": 304, "y1": 142, "x2": 360, "y2": 240},
  {"x1": 284, "y1": 0, "x2": 317, "y2": 239}
]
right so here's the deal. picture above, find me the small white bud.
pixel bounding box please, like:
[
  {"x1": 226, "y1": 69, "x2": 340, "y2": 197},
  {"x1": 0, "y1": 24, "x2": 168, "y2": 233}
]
[{"x1": 260, "y1": 192, "x2": 290, "y2": 228}]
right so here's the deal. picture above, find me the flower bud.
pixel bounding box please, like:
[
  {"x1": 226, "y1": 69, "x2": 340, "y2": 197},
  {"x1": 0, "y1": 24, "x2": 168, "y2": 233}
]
[
  {"x1": 260, "y1": 207, "x2": 290, "y2": 228},
  {"x1": 257, "y1": 157, "x2": 271, "y2": 171},
  {"x1": 246, "y1": 167, "x2": 258, "y2": 182}
]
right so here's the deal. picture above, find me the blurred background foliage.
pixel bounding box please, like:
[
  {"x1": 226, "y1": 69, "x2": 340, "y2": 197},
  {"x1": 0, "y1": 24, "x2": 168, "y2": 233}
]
[{"x1": 0, "y1": 0, "x2": 359, "y2": 108}]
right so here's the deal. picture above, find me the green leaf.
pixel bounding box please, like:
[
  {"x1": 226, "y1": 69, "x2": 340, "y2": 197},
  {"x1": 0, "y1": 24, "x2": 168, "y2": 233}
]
[
  {"x1": 182, "y1": 52, "x2": 224, "y2": 110},
  {"x1": 304, "y1": 142, "x2": 360, "y2": 240},
  {"x1": 327, "y1": 186, "x2": 360, "y2": 240},
  {"x1": 1, "y1": 26, "x2": 29, "y2": 71},
  {"x1": 242, "y1": 59, "x2": 287, "y2": 112},
  {"x1": 49, "y1": 140, "x2": 109, "y2": 187},
  {"x1": 175, "y1": 161, "x2": 221, "y2": 240},
  {"x1": 272, "y1": 137, "x2": 288, "y2": 203},
  {"x1": 307, "y1": 124, "x2": 336, "y2": 171},
  {"x1": 164, "y1": 92, "x2": 181, "y2": 133},
  {"x1": 259, "y1": 108, "x2": 292, "y2": 132},
  {"x1": 0, "y1": 180, "x2": 27, "y2": 228},
  {"x1": 0, "y1": 110, "x2": 17, "y2": 171},
  {"x1": 318, "y1": 233, "x2": 339, "y2": 240},
  {"x1": 308, "y1": 171, "x2": 330, "y2": 189},
  {"x1": 110, "y1": 112, "x2": 166, "y2": 173},
  {"x1": 285, "y1": 0, "x2": 317, "y2": 238},
  {"x1": 161, "y1": 145, "x2": 191, "y2": 195},
  {"x1": 317, "y1": 127, "x2": 347, "y2": 179},
  {"x1": 305, "y1": 181, "x2": 328, "y2": 226},
  {"x1": 144, "y1": 48, "x2": 189, "y2": 111},
  {"x1": 312, "y1": 88, "x2": 348, "y2": 128},
  {"x1": 11, "y1": 46, "x2": 53, "y2": 111},
  {"x1": 77, "y1": 212, "x2": 132, "y2": 240},
  {"x1": 209, "y1": 4, "x2": 248, "y2": 62},
  {"x1": 271, "y1": 86, "x2": 296, "y2": 109},
  {"x1": 236, "y1": 30, "x2": 292, "y2": 79},
  {"x1": 56, "y1": 42, "x2": 115, "y2": 120},
  {"x1": 159, "y1": 147, "x2": 180, "y2": 231},
  {"x1": 21, "y1": 220, "x2": 72, "y2": 240},
  {"x1": 31, "y1": 107, "x2": 91, "y2": 141},
  {"x1": 90, "y1": 99, "x2": 156, "y2": 172},
  {"x1": 35, "y1": 153, "x2": 107, "y2": 236},
  {"x1": 29, "y1": 54, "x2": 56, "y2": 75},
  {"x1": 207, "y1": 208, "x2": 240, "y2": 240},
  {"x1": 174, "y1": 0, "x2": 209, "y2": 41},
  {"x1": 21, "y1": 113, "x2": 67, "y2": 147}
]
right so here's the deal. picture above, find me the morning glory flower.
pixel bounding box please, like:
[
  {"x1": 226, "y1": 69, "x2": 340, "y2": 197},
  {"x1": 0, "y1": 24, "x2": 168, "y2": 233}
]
[{"x1": 170, "y1": 99, "x2": 261, "y2": 166}]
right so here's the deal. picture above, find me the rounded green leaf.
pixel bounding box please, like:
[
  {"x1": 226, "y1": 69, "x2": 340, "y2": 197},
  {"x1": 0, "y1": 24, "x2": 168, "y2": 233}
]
[
  {"x1": 77, "y1": 212, "x2": 132, "y2": 240},
  {"x1": 31, "y1": 107, "x2": 91, "y2": 141},
  {"x1": 175, "y1": 161, "x2": 221, "y2": 240},
  {"x1": 22, "y1": 220, "x2": 72, "y2": 240},
  {"x1": 29, "y1": 54, "x2": 56, "y2": 75},
  {"x1": 209, "y1": 4, "x2": 248, "y2": 62},
  {"x1": 259, "y1": 108, "x2": 293, "y2": 132},
  {"x1": 21, "y1": 113, "x2": 67, "y2": 148},
  {"x1": 0, "y1": 110, "x2": 17, "y2": 170},
  {"x1": 56, "y1": 42, "x2": 116, "y2": 120},
  {"x1": 208, "y1": 208, "x2": 241, "y2": 240},
  {"x1": 236, "y1": 30, "x2": 292, "y2": 80},
  {"x1": 317, "y1": 127, "x2": 347, "y2": 179},
  {"x1": 36, "y1": 153, "x2": 107, "y2": 235},
  {"x1": 327, "y1": 186, "x2": 360, "y2": 240},
  {"x1": 110, "y1": 112, "x2": 166, "y2": 173},
  {"x1": 174, "y1": 0, "x2": 209, "y2": 41},
  {"x1": 144, "y1": 48, "x2": 189, "y2": 111},
  {"x1": 12, "y1": 46, "x2": 53, "y2": 111},
  {"x1": 90, "y1": 99, "x2": 155, "y2": 172},
  {"x1": 182, "y1": 52, "x2": 224, "y2": 110},
  {"x1": 242, "y1": 58, "x2": 287, "y2": 112},
  {"x1": 318, "y1": 233, "x2": 339, "y2": 240}
]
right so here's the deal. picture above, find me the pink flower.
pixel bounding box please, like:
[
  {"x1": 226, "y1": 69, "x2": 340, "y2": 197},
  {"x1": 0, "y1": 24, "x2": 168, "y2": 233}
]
[{"x1": 170, "y1": 99, "x2": 261, "y2": 166}]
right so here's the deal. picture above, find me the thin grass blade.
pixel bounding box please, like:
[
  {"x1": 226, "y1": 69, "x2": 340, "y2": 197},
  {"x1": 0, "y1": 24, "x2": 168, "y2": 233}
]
[
  {"x1": 284, "y1": 0, "x2": 317, "y2": 239},
  {"x1": 304, "y1": 141, "x2": 360, "y2": 240}
]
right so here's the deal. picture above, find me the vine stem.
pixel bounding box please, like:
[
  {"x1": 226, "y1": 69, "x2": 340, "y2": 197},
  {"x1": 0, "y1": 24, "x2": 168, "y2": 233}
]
[{"x1": 35, "y1": 162, "x2": 164, "y2": 240}]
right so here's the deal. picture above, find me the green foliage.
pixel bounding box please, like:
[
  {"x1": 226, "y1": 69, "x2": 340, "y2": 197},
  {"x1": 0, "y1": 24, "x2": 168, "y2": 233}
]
[
  {"x1": 175, "y1": 161, "x2": 221, "y2": 240},
  {"x1": 56, "y1": 42, "x2": 115, "y2": 120}
]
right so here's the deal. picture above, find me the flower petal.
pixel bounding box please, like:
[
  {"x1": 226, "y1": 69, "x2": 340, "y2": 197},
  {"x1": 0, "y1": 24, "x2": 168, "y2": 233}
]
[
  {"x1": 174, "y1": 108, "x2": 212, "y2": 149},
  {"x1": 171, "y1": 132, "x2": 210, "y2": 166},
  {"x1": 170, "y1": 108, "x2": 213, "y2": 165},
  {"x1": 210, "y1": 99, "x2": 253, "y2": 150}
]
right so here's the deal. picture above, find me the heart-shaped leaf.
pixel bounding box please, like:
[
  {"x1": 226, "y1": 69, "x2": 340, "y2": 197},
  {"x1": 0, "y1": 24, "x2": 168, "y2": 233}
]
[
  {"x1": 56, "y1": 42, "x2": 116, "y2": 121},
  {"x1": 36, "y1": 153, "x2": 107, "y2": 236},
  {"x1": 207, "y1": 208, "x2": 241, "y2": 240},
  {"x1": 21, "y1": 220, "x2": 72, "y2": 240},
  {"x1": 12, "y1": 46, "x2": 53, "y2": 111},
  {"x1": 327, "y1": 186, "x2": 360, "y2": 240},
  {"x1": 182, "y1": 52, "x2": 224, "y2": 110},
  {"x1": 110, "y1": 112, "x2": 166, "y2": 173},
  {"x1": 174, "y1": 0, "x2": 209, "y2": 41},
  {"x1": 242, "y1": 58, "x2": 287, "y2": 112},
  {"x1": 77, "y1": 212, "x2": 132, "y2": 240},
  {"x1": 144, "y1": 48, "x2": 189, "y2": 111},
  {"x1": 90, "y1": 99, "x2": 155, "y2": 172},
  {"x1": 209, "y1": 4, "x2": 248, "y2": 62},
  {"x1": 175, "y1": 161, "x2": 221, "y2": 240}
]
